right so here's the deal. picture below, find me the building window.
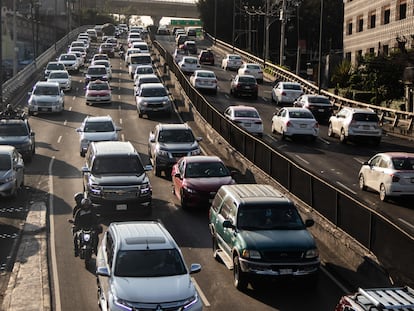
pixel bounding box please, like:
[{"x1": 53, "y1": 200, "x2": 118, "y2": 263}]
[
  {"x1": 383, "y1": 6, "x2": 391, "y2": 24},
  {"x1": 383, "y1": 45, "x2": 389, "y2": 55},
  {"x1": 398, "y1": 1, "x2": 407, "y2": 20},
  {"x1": 357, "y1": 15, "x2": 364, "y2": 32},
  {"x1": 369, "y1": 47, "x2": 375, "y2": 55},
  {"x1": 369, "y1": 11, "x2": 376, "y2": 28},
  {"x1": 345, "y1": 52, "x2": 351, "y2": 61},
  {"x1": 347, "y1": 21, "x2": 353, "y2": 35}
]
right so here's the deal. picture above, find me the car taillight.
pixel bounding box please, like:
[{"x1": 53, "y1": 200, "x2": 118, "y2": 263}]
[
  {"x1": 282, "y1": 92, "x2": 287, "y2": 96},
  {"x1": 391, "y1": 174, "x2": 400, "y2": 182},
  {"x1": 255, "y1": 121, "x2": 262, "y2": 124},
  {"x1": 314, "y1": 122, "x2": 319, "y2": 128},
  {"x1": 286, "y1": 121, "x2": 292, "y2": 127}
]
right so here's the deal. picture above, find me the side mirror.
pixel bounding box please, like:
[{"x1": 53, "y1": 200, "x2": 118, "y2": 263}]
[
  {"x1": 174, "y1": 172, "x2": 181, "y2": 178},
  {"x1": 305, "y1": 219, "x2": 315, "y2": 227},
  {"x1": 81, "y1": 166, "x2": 90, "y2": 174},
  {"x1": 144, "y1": 164, "x2": 153, "y2": 171},
  {"x1": 115, "y1": 127, "x2": 122, "y2": 131},
  {"x1": 76, "y1": 128, "x2": 82, "y2": 133},
  {"x1": 196, "y1": 137, "x2": 202, "y2": 142}
]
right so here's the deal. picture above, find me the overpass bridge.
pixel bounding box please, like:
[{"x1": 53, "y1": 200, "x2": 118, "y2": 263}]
[{"x1": 83, "y1": 0, "x2": 199, "y2": 26}]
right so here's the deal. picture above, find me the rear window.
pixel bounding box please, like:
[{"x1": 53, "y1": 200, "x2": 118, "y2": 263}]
[
  {"x1": 131, "y1": 56, "x2": 152, "y2": 65},
  {"x1": 392, "y1": 157, "x2": 414, "y2": 170},
  {"x1": 353, "y1": 113, "x2": 379, "y2": 122},
  {"x1": 284, "y1": 84, "x2": 302, "y2": 90},
  {"x1": 308, "y1": 96, "x2": 330, "y2": 104}
]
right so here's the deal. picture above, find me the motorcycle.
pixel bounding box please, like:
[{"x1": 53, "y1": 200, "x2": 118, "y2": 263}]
[{"x1": 76, "y1": 228, "x2": 96, "y2": 268}]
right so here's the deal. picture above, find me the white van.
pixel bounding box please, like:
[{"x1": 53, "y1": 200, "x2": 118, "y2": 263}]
[
  {"x1": 128, "y1": 53, "x2": 152, "y2": 78},
  {"x1": 86, "y1": 28, "x2": 97, "y2": 42}
]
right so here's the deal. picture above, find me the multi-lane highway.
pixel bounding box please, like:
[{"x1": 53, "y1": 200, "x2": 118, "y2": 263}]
[{"x1": 1, "y1": 31, "x2": 410, "y2": 310}]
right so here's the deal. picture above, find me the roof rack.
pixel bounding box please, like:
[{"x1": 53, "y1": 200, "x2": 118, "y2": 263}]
[
  {"x1": 0, "y1": 106, "x2": 27, "y2": 120},
  {"x1": 358, "y1": 286, "x2": 414, "y2": 310}
]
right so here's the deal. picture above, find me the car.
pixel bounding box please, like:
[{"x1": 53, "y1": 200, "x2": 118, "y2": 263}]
[
  {"x1": 230, "y1": 74, "x2": 258, "y2": 99},
  {"x1": 86, "y1": 28, "x2": 98, "y2": 42},
  {"x1": 335, "y1": 286, "x2": 414, "y2": 311},
  {"x1": 176, "y1": 34, "x2": 189, "y2": 46},
  {"x1": 0, "y1": 109, "x2": 35, "y2": 161},
  {"x1": 209, "y1": 184, "x2": 320, "y2": 290},
  {"x1": 271, "y1": 107, "x2": 319, "y2": 140},
  {"x1": 69, "y1": 51, "x2": 85, "y2": 68},
  {"x1": 91, "y1": 59, "x2": 112, "y2": 79},
  {"x1": 198, "y1": 49, "x2": 215, "y2": 65},
  {"x1": 44, "y1": 61, "x2": 66, "y2": 79},
  {"x1": 128, "y1": 53, "x2": 152, "y2": 78},
  {"x1": 105, "y1": 37, "x2": 118, "y2": 50},
  {"x1": 57, "y1": 53, "x2": 80, "y2": 73},
  {"x1": 182, "y1": 40, "x2": 197, "y2": 54},
  {"x1": 178, "y1": 56, "x2": 201, "y2": 75},
  {"x1": 358, "y1": 152, "x2": 414, "y2": 202},
  {"x1": 221, "y1": 54, "x2": 243, "y2": 70},
  {"x1": 85, "y1": 80, "x2": 112, "y2": 105},
  {"x1": 224, "y1": 105, "x2": 263, "y2": 137},
  {"x1": 27, "y1": 81, "x2": 64, "y2": 115},
  {"x1": 133, "y1": 64, "x2": 155, "y2": 82},
  {"x1": 128, "y1": 38, "x2": 144, "y2": 48},
  {"x1": 84, "y1": 65, "x2": 109, "y2": 85},
  {"x1": 238, "y1": 63, "x2": 263, "y2": 83},
  {"x1": 131, "y1": 41, "x2": 149, "y2": 53},
  {"x1": 82, "y1": 141, "x2": 152, "y2": 214},
  {"x1": 172, "y1": 155, "x2": 235, "y2": 209},
  {"x1": 327, "y1": 107, "x2": 382, "y2": 145},
  {"x1": 148, "y1": 123, "x2": 202, "y2": 177},
  {"x1": 293, "y1": 94, "x2": 333, "y2": 123},
  {"x1": 0, "y1": 145, "x2": 24, "y2": 197},
  {"x1": 173, "y1": 48, "x2": 189, "y2": 63},
  {"x1": 76, "y1": 115, "x2": 121, "y2": 157},
  {"x1": 46, "y1": 70, "x2": 72, "y2": 91},
  {"x1": 135, "y1": 83, "x2": 172, "y2": 118},
  {"x1": 91, "y1": 53, "x2": 109, "y2": 63},
  {"x1": 96, "y1": 221, "x2": 202, "y2": 311},
  {"x1": 271, "y1": 81, "x2": 304, "y2": 106},
  {"x1": 133, "y1": 74, "x2": 160, "y2": 95},
  {"x1": 98, "y1": 43, "x2": 115, "y2": 58},
  {"x1": 124, "y1": 48, "x2": 142, "y2": 65},
  {"x1": 189, "y1": 70, "x2": 217, "y2": 94},
  {"x1": 68, "y1": 46, "x2": 87, "y2": 61}
]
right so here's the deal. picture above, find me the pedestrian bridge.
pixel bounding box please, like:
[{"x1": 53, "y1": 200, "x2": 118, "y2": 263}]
[{"x1": 89, "y1": 0, "x2": 199, "y2": 25}]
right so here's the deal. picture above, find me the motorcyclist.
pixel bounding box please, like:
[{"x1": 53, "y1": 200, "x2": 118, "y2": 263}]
[{"x1": 72, "y1": 197, "x2": 100, "y2": 257}]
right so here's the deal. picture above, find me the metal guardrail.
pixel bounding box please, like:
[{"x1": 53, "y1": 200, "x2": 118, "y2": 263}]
[
  {"x1": 1, "y1": 26, "x2": 90, "y2": 110},
  {"x1": 208, "y1": 34, "x2": 414, "y2": 136}
]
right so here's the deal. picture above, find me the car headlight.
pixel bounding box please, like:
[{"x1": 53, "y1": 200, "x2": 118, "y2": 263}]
[
  {"x1": 182, "y1": 292, "x2": 199, "y2": 310},
  {"x1": 183, "y1": 185, "x2": 197, "y2": 194},
  {"x1": 140, "y1": 182, "x2": 151, "y2": 195},
  {"x1": 89, "y1": 184, "x2": 101, "y2": 195},
  {"x1": 157, "y1": 148, "x2": 169, "y2": 157},
  {"x1": 304, "y1": 248, "x2": 319, "y2": 259},
  {"x1": 5, "y1": 173, "x2": 15, "y2": 183},
  {"x1": 242, "y1": 249, "x2": 261, "y2": 259},
  {"x1": 190, "y1": 148, "x2": 201, "y2": 156},
  {"x1": 113, "y1": 295, "x2": 133, "y2": 311}
]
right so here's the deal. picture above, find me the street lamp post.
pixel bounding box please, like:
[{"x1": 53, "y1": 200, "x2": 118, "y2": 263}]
[
  {"x1": 232, "y1": 0, "x2": 235, "y2": 52},
  {"x1": 214, "y1": 0, "x2": 217, "y2": 44},
  {"x1": 318, "y1": 0, "x2": 324, "y2": 94},
  {"x1": 279, "y1": 0, "x2": 287, "y2": 66}
]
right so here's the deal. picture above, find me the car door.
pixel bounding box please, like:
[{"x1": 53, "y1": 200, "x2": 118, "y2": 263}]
[
  {"x1": 173, "y1": 159, "x2": 185, "y2": 198},
  {"x1": 331, "y1": 109, "x2": 347, "y2": 135},
  {"x1": 363, "y1": 155, "x2": 383, "y2": 190},
  {"x1": 97, "y1": 231, "x2": 114, "y2": 307},
  {"x1": 272, "y1": 108, "x2": 285, "y2": 132},
  {"x1": 12, "y1": 150, "x2": 24, "y2": 186},
  {"x1": 216, "y1": 197, "x2": 237, "y2": 256}
]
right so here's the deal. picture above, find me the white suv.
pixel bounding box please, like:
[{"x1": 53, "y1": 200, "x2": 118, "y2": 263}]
[
  {"x1": 96, "y1": 221, "x2": 202, "y2": 311},
  {"x1": 328, "y1": 107, "x2": 382, "y2": 145}
]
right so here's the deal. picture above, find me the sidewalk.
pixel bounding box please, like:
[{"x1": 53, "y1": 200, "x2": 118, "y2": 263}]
[{"x1": 1, "y1": 202, "x2": 49, "y2": 311}]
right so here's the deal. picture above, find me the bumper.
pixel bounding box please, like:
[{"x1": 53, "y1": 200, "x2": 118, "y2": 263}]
[
  {"x1": 181, "y1": 189, "x2": 216, "y2": 208},
  {"x1": 86, "y1": 96, "x2": 112, "y2": 104},
  {"x1": 28, "y1": 103, "x2": 64, "y2": 114},
  {"x1": 88, "y1": 192, "x2": 152, "y2": 211},
  {"x1": 0, "y1": 180, "x2": 16, "y2": 197},
  {"x1": 138, "y1": 103, "x2": 172, "y2": 115}
]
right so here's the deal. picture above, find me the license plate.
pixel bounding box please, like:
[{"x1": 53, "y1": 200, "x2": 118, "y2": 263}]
[
  {"x1": 244, "y1": 123, "x2": 251, "y2": 127},
  {"x1": 116, "y1": 204, "x2": 127, "y2": 210},
  {"x1": 300, "y1": 124, "x2": 307, "y2": 128},
  {"x1": 318, "y1": 109, "x2": 325, "y2": 112},
  {"x1": 40, "y1": 108, "x2": 48, "y2": 111},
  {"x1": 363, "y1": 125, "x2": 370, "y2": 129},
  {"x1": 243, "y1": 86, "x2": 251, "y2": 89},
  {"x1": 279, "y1": 269, "x2": 292, "y2": 275}
]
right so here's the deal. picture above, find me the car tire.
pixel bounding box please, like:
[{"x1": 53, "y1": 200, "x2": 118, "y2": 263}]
[
  {"x1": 359, "y1": 174, "x2": 367, "y2": 191},
  {"x1": 252, "y1": 93, "x2": 258, "y2": 100},
  {"x1": 233, "y1": 255, "x2": 248, "y2": 291},
  {"x1": 212, "y1": 235, "x2": 219, "y2": 255},
  {"x1": 180, "y1": 190, "x2": 188, "y2": 210},
  {"x1": 339, "y1": 128, "x2": 347, "y2": 143},
  {"x1": 280, "y1": 127, "x2": 286, "y2": 140},
  {"x1": 271, "y1": 122, "x2": 276, "y2": 134},
  {"x1": 154, "y1": 163, "x2": 161, "y2": 177},
  {"x1": 379, "y1": 183, "x2": 388, "y2": 202},
  {"x1": 327, "y1": 123, "x2": 334, "y2": 137}
]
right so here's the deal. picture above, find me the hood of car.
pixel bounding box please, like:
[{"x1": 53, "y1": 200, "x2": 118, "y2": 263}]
[
  {"x1": 158, "y1": 142, "x2": 198, "y2": 151},
  {"x1": 184, "y1": 176, "x2": 234, "y2": 191},
  {"x1": 111, "y1": 274, "x2": 195, "y2": 303},
  {"x1": 239, "y1": 228, "x2": 316, "y2": 251},
  {"x1": 30, "y1": 95, "x2": 61, "y2": 101},
  {"x1": 90, "y1": 174, "x2": 146, "y2": 186},
  {"x1": 81, "y1": 132, "x2": 116, "y2": 141},
  {"x1": 137, "y1": 96, "x2": 169, "y2": 103},
  {"x1": 0, "y1": 136, "x2": 29, "y2": 144}
]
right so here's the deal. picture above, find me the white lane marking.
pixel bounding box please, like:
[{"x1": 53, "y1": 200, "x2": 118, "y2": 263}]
[
  {"x1": 295, "y1": 154, "x2": 310, "y2": 165},
  {"x1": 119, "y1": 118, "x2": 123, "y2": 125},
  {"x1": 320, "y1": 264, "x2": 350, "y2": 294},
  {"x1": 191, "y1": 277, "x2": 210, "y2": 307},
  {"x1": 57, "y1": 135, "x2": 62, "y2": 144},
  {"x1": 353, "y1": 157, "x2": 365, "y2": 164},
  {"x1": 318, "y1": 136, "x2": 330, "y2": 145},
  {"x1": 68, "y1": 106, "x2": 72, "y2": 111},
  {"x1": 263, "y1": 90, "x2": 272, "y2": 94},
  {"x1": 398, "y1": 218, "x2": 414, "y2": 230},
  {"x1": 121, "y1": 133, "x2": 125, "y2": 141},
  {"x1": 49, "y1": 156, "x2": 62, "y2": 311},
  {"x1": 63, "y1": 120, "x2": 67, "y2": 126},
  {"x1": 118, "y1": 95, "x2": 121, "y2": 100},
  {"x1": 72, "y1": 96, "x2": 76, "y2": 101},
  {"x1": 336, "y1": 181, "x2": 357, "y2": 195}
]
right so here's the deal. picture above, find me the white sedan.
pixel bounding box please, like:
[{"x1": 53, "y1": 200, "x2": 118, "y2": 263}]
[
  {"x1": 178, "y1": 56, "x2": 201, "y2": 75},
  {"x1": 47, "y1": 70, "x2": 72, "y2": 91},
  {"x1": 189, "y1": 70, "x2": 217, "y2": 94},
  {"x1": 238, "y1": 63, "x2": 263, "y2": 83},
  {"x1": 221, "y1": 54, "x2": 243, "y2": 71},
  {"x1": 271, "y1": 107, "x2": 319, "y2": 141},
  {"x1": 358, "y1": 152, "x2": 414, "y2": 201},
  {"x1": 224, "y1": 105, "x2": 263, "y2": 137}
]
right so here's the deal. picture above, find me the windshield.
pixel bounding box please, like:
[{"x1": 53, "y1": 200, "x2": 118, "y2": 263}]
[
  {"x1": 140, "y1": 87, "x2": 167, "y2": 97},
  {"x1": 88, "y1": 67, "x2": 107, "y2": 75},
  {"x1": 158, "y1": 129, "x2": 195, "y2": 143},
  {"x1": 185, "y1": 161, "x2": 229, "y2": 178},
  {"x1": 0, "y1": 123, "x2": 28, "y2": 136},
  {"x1": 131, "y1": 56, "x2": 151, "y2": 65},
  {"x1": 47, "y1": 63, "x2": 63, "y2": 70},
  {"x1": 234, "y1": 110, "x2": 259, "y2": 118},
  {"x1": 114, "y1": 249, "x2": 187, "y2": 277},
  {"x1": 91, "y1": 156, "x2": 144, "y2": 174},
  {"x1": 237, "y1": 204, "x2": 305, "y2": 230},
  {"x1": 49, "y1": 72, "x2": 68, "y2": 79},
  {"x1": 60, "y1": 55, "x2": 76, "y2": 61},
  {"x1": 33, "y1": 85, "x2": 60, "y2": 95},
  {"x1": 83, "y1": 121, "x2": 114, "y2": 132},
  {"x1": 136, "y1": 67, "x2": 154, "y2": 75},
  {"x1": 88, "y1": 83, "x2": 109, "y2": 90},
  {"x1": 0, "y1": 154, "x2": 11, "y2": 170}
]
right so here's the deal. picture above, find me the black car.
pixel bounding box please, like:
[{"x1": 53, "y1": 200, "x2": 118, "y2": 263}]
[
  {"x1": 0, "y1": 108, "x2": 35, "y2": 162},
  {"x1": 198, "y1": 49, "x2": 215, "y2": 65},
  {"x1": 230, "y1": 74, "x2": 258, "y2": 99},
  {"x1": 84, "y1": 65, "x2": 109, "y2": 85}
]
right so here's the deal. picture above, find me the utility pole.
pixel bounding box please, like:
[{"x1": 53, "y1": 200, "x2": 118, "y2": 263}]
[
  {"x1": 279, "y1": 0, "x2": 287, "y2": 66},
  {"x1": 232, "y1": 0, "x2": 235, "y2": 52},
  {"x1": 0, "y1": 0, "x2": 3, "y2": 108},
  {"x1": 318, "y1": 0, "x2": 324, "y2": 93}
]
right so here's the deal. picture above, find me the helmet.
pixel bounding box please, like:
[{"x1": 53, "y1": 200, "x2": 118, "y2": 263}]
[
  {"x1": 74, "y1": 192, "x2": 84, "y2": 205},
  {"x1": 81, "y1": 197, "x2": 92, "y2": 209}
]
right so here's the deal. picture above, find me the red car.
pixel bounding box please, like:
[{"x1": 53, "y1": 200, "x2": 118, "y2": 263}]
[
  {"x1": 198, "y1": 49, "x2": 215, "y2": 65},
  {"x1": 171, "y1": 156, "x2": 235, "y2": 209}
]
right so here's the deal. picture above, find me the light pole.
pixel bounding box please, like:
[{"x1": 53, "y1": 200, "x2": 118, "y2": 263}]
[
  {"x1": 214, "y1": 0, "x2": 217, "y2": 44},
  {"x1": 318, "y1": 0, "x2": 324, "y2": 93},
  {"x1": 0, "y1": 0, "x2": 3, "y2": 107},
  {"x1": 232, "y1": 0, "x2": 235, "y2": 52},
  {"x1": 279, "y1": 0, "x2": 287, "y2": 66}
]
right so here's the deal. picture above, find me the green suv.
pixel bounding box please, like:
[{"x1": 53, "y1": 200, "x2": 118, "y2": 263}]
[{"x1": 209, "y1": 184, "x2": 320, "y2": 290}]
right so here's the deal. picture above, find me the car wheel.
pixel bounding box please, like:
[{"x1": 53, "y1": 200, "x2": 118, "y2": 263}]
[
  {"x1": 327, "y1": 123, "x2": 334, "y2": 137},
  {"x1": 271, "y1": 122, "x2": 276, "y2": 134},
  {"x1": 271, "y1": 93, "x2": 276, "y2": 103},
  {"x1": 233, "y1": 255, "x2": 248, "y2": 291},
  {"x1": 280, "y1": 127, "x2": 286, "y2": 140},
  {"x1": 379, "y1": 184, "x2": 388, "y2": 202},
  {"x1": 180, "y1": 190, "x2": 188, "y2": 210},
  {"x1": 359, "y1": 174, "x2": 367, "y2": 191},
  {"x1": 212, "y1": 235, "x2": 219, "y2": 255},
  {"x1": 154, "y1": 163, "x2": 161, "y2": 177},
  {"x1": 252, "y1": 93, "x2": 258, "y2": 100},
  {"x1": 339, "y1": 128, "x2": 347, "y2": 143},
  {"x1": 80, "y1": 150, "x2": 85, "y2": 157}
]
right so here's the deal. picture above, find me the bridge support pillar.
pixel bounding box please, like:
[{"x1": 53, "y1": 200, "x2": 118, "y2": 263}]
[{"x1": 151, "y1": 16, "x2": 162, "y2": 27}]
